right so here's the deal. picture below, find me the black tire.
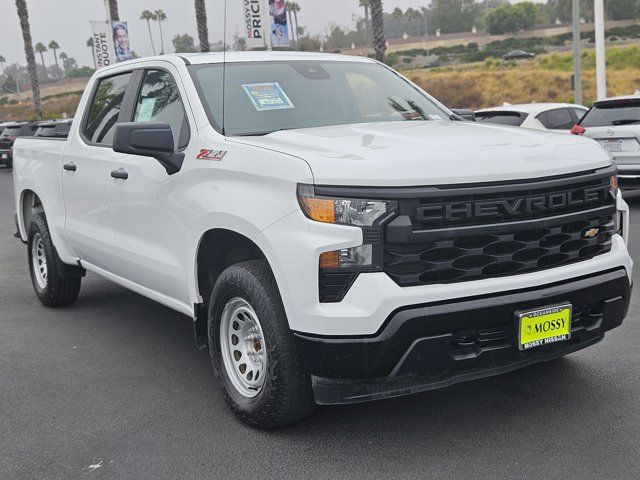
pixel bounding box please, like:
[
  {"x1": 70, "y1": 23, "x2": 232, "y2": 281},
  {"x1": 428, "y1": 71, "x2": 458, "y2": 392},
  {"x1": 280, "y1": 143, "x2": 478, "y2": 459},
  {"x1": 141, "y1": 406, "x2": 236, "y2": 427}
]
[
  {"x1": 208, "y1": 260, "x2": 315, "y2": 429},
  {"x1": 27, "y1": 213, "x2": 81, "y2": 307}
]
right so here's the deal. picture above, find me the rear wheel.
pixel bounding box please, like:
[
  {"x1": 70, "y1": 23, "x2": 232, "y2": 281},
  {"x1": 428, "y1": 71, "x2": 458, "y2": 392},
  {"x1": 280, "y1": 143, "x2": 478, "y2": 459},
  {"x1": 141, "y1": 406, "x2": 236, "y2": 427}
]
[
  {"x1": 27, "y1": 213, "x2": 81, "y2": 307},
  {"x1": 208, "y1": 260, "x2": 315, "y2": 429}
]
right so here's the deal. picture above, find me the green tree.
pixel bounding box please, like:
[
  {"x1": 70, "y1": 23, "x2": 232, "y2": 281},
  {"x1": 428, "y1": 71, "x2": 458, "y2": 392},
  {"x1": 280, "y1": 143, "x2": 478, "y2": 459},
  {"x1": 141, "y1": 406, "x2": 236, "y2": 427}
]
[
  {"x1": 48, "y1": 40, "x2": 61, "y2": 77},
  {"x1": 485, "y1": 3, "x2": 539, "y2": 35},
  {"x1": 15, "y1": 0, "x2": 41, "y2": 119},
  {"x1": 34, "y1": 41, "x2": 47, "y2": 80},
  {"x1": 430, "y1": 0, "x2": 482, "y2": 34},
  {"x1": 370, "y1": 0, "x2": 386, "y2": 62},
  {"x1": 285, "y1": 2, "x2": 297, "y2": 44},
  {"x1": 194, "y1": 0, "x2": 209, "y2": 52},
  {"x1": 154, "y1": 9, "x2": 167, "y2": 55},
  {"x1": 287, "y1": 2, "x2": 301, "y2": 46},
  {"x1": 140, "y1": 10, "x2": 157, "y2": 55},
  {"x1": 359, "y1": 0, "x2": 372, "y2": 41},
  {"x1": 108, "y1": 0, "x2": 119, "y2": 21},
  {"x1": 172, "y1": 33, "x2": 197, "y2": 53}
]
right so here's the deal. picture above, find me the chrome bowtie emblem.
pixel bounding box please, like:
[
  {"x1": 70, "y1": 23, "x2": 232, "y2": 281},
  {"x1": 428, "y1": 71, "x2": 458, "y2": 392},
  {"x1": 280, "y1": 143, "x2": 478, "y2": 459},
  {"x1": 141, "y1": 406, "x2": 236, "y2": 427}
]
[{"x1": 583, "y1": 227, "x2": 600, "y2": 238}]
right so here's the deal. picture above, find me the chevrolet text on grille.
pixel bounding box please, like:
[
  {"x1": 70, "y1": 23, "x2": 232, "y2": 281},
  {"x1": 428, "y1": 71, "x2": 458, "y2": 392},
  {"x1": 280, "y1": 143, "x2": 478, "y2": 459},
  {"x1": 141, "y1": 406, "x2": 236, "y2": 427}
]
[{"x1": 415, "y1": 186, "x2": 610, "y2": 222}]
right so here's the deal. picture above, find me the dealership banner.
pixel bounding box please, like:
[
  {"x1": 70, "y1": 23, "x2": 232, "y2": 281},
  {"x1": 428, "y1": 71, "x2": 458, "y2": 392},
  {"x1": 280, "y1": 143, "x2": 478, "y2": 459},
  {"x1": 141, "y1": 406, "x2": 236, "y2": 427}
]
[
  {"x1": 90, "y1": 21, "x2": 116, "y2": 69},
  {"x1": 112, "y1": 21, "x2": 133, "y2": 62},
  {"x1": 243, "y1": 0, "x2": 270, "y2": 49},
  {"x1": 268, "y1": 0, "x2": 290, "y2": 48}
]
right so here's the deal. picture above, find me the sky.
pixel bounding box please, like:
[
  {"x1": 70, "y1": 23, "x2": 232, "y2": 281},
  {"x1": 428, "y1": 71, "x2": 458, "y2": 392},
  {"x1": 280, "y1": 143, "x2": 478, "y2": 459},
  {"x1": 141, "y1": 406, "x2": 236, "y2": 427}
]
[{"x1": 0, "y1": 0, "x2": 448, "y2": 67}]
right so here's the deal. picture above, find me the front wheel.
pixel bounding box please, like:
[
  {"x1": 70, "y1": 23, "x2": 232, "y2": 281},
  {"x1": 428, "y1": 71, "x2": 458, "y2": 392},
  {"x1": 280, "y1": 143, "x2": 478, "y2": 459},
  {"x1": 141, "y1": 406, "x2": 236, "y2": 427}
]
[
  {"x1": 27, "y1": 213, "x2": 81, "y2": 307},
  {"x1": 208, "y1": 260, "x2": 315, "y2": 429}
]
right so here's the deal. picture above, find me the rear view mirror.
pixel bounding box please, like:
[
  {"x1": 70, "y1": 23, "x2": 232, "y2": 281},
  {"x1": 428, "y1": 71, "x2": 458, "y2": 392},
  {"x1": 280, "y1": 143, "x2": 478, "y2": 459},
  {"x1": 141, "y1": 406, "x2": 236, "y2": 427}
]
[
  {"x1": 113, "y1": 121, "x2": 185, "y2": 175},
  {"x1": 450, "y1": 109, "x2": 477, "y2": 122}
]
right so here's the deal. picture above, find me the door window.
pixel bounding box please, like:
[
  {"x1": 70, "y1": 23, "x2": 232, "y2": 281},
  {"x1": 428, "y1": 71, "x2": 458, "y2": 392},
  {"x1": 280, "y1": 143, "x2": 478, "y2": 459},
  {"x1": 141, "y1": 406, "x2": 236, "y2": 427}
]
[
  {"x1": 133, "y1": 70, "x2": 189, "y2": 149},
  {"x1": 537, "y1": 108, "x2": 575, "y2": 130},
  {"x1": 84, "y1": 72, "x2": 131, "y2": 145}
]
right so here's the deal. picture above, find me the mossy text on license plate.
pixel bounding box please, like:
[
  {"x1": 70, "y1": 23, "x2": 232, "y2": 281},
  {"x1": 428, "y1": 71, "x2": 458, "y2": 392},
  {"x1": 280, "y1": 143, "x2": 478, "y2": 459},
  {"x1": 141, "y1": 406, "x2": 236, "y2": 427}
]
[{"x1": 518, "y1": 303, "x2": 572, "y2": 350}]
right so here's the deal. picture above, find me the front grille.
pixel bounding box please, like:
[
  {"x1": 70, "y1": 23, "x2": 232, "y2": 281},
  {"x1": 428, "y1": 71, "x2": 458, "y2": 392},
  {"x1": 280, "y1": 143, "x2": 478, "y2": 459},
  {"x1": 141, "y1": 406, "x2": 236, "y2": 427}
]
[
  {"x1": 383, "y1": 168, "x2": 617, "y2": 287},
  {"x1": 385, "y1": 215, "x2": 614, "y2": 286}
]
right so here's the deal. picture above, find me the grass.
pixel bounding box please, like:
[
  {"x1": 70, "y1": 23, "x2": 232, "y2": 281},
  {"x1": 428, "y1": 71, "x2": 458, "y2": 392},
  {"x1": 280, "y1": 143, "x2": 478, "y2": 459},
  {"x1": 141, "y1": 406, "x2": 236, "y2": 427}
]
[{"x1": 403, "y1": 45, "x2": 640, "y2": 109}]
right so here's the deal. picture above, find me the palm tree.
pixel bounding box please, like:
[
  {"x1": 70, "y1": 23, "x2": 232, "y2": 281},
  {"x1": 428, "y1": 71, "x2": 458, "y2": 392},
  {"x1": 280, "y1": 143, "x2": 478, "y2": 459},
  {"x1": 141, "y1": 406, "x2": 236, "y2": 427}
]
[
  {"x1": 154, "y1": 9, "x2": 167, "y2": 55},
  {"x1": 0, "y1": 55, "x2": 5, "y2": 77},
  {"x1": 34, "y1": 41, "x2": 47, "y2": 80},
  {"x1": 288, "y1": 2, "x2": 301, "y2": 44},
  {"x1": 140, "y1": 10, "x2": 157, "y2": 55},
  {"x1": 108, "y1": 0, "x2": 119, "y2": 21},
  {"x1": 359, "y1": 0, "x2": 372, "y2": 41},
  {"x1": 86, "y1": 37, "x2": 96, "y2": 68},
  {"x1": 59, "y1": 51, "x2": 68, "y2": 73},
  {"x1": 48, "y1": 40, "x2": 60, "y2": 77},
  {"x1": 15, "y1": 0, "x2": 42, "y2": 119},
  {"x1": 194, "y1": 0, "x2": 209, "y2": 52},
  {"x1": 370, "y1": 0, "x2": 386, "y2": 63},
  {"x1": 285, "y1": 2, "x2": 297, "y2": 44}
]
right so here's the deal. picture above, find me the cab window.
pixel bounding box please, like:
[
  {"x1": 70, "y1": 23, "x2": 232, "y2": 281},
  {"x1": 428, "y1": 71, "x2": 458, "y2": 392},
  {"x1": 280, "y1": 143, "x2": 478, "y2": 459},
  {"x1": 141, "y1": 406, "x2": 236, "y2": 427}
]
[
  {"x1": 84, "y1": 72, "x2": 131, "y2": 145},
  {"x1": 537, "y1": 108, "x2": 575, "y2": 130},
  {"x1": 133, "y1": 70, "x2": 189, "y2": 149}
]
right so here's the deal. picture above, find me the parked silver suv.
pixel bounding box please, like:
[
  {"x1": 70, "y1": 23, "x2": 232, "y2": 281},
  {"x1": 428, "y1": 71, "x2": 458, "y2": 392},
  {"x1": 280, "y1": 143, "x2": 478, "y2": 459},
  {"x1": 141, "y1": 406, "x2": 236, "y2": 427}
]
[{"x1": 572, "y1": 95, "x2": 640, "y2": 190}]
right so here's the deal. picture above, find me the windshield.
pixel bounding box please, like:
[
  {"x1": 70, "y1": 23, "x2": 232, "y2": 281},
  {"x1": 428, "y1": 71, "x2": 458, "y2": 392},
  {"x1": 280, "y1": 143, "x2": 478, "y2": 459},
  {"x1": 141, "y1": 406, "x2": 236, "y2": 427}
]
[
  {"x1": 581, "y1": 100, "x2": 640, "y2": 127},
  {"x1": 0, "y1": 126, "x2": 22, "y2": 137},
  {"x1": 189, "y1": 60, "x2": 450, "y2": 136}
]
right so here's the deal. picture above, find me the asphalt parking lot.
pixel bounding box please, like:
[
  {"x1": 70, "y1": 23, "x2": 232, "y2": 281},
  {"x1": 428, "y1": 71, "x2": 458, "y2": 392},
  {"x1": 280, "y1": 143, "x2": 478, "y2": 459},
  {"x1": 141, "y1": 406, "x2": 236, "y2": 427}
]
[{"x1": 1, "y1": 164, "x2": 639, "y2": 480}]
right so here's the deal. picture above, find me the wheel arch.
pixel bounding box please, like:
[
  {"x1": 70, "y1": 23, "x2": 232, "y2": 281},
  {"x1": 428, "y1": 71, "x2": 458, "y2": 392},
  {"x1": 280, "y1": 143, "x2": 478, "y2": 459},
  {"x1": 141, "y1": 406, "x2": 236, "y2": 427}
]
[
  {"x1": 18, "y1": 188, "x2": 46, "y2": 240},
  {"x1": 192, "y1": 224, "x2": 288, "y2": 348}
]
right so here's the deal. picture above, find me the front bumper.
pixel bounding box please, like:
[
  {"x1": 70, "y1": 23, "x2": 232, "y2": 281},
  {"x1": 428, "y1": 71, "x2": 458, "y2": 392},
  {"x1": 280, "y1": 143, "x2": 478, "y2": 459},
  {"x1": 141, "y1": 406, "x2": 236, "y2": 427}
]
[{"x1": 296, "y1": 267, "x2": 631, "y2": 405}]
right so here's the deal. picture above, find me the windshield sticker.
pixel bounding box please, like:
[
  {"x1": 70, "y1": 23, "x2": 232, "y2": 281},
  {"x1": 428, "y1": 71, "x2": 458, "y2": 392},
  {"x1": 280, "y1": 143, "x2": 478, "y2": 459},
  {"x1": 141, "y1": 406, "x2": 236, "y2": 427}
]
[
  {"x1": 429, "y1": 114, "x2": 443, "y2": 121},
  {"x1": 242, "y1": 82, "x2": 295, "y2": 112},
  {"x1": 135, "y1": 97, "x2": 156, "y2": 122}
]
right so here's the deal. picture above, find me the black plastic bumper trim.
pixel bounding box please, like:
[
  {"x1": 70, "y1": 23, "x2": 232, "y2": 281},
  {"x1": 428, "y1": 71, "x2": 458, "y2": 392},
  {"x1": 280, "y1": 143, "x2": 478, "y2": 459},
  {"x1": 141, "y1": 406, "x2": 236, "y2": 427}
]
[
  {"x1": 312, "y1": 336, "x2": 603, "y2": 405},
  {"x1": 295, "y1": 268, "x2": 631, "y2": 396}
]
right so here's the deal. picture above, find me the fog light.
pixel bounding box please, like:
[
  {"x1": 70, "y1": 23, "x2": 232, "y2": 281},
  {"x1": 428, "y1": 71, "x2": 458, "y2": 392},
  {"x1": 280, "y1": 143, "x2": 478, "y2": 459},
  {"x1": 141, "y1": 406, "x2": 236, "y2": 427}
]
[{"x1": 319, "y1": 245, "x2": 374, "y2": 270}]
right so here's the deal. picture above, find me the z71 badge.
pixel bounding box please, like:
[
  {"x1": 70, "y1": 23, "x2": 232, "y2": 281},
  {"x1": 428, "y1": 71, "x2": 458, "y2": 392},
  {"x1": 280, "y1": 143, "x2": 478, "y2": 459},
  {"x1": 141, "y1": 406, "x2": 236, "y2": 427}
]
[{"x1": 196, "y1": 149, "x2": 227, "y2": 161}]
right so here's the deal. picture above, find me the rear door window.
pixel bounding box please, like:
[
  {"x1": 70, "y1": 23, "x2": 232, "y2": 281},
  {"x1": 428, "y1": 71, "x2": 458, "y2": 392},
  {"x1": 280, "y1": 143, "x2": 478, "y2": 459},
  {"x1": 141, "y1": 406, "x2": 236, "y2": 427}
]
[
  {"x1": 84, "y1": 72, "x2": 132, "y2": 146},
  {"x1": 475, "y1": 111, "x2": 525, "y2": 126},
  {"x1": 537, "y1": 108, "x2": 575, "y2": 130},
  {"x1": 581, "y1": 100, "x2": 640, "y2": 127}
]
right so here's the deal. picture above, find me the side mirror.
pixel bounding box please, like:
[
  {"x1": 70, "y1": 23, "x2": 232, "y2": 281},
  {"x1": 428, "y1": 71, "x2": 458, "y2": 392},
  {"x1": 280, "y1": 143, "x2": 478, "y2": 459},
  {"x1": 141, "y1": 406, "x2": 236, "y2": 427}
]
[
  {"x1": 450, "y1": 109, "x2": 477, "y2": 122},
  {"x1": 113, "y1": 121, "x2": 185, "y2": 175}
]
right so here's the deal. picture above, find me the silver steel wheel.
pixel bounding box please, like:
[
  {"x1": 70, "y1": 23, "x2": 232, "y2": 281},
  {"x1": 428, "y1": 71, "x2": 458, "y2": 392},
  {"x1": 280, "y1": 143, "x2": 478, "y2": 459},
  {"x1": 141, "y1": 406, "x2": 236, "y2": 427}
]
[
  {"x1": 219, "y1": 297, "x2": 267, "y2": 398},
  {"x1": 31, "y1": 233, "x2": 48, "y2": 290}
]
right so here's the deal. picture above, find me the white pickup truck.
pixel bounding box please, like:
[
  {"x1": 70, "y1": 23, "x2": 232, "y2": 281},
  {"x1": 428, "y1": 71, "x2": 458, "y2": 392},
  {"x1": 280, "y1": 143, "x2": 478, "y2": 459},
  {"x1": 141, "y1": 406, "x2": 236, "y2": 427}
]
[{"x1": 13, "y1": 52, "x2": 633, "y2": 428}]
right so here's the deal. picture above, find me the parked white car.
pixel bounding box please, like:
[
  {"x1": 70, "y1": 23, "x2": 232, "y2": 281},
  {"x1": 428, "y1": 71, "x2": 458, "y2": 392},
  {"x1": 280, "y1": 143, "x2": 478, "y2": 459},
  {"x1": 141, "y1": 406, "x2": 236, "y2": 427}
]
[
  {"x1": 12, "y1": 52, "x2": 632, "y2": 428},
  {"x1": 572, "y1": 95, "x2": 640, "y2": 190},
  {"x1": 476, "y1": 103, "x2": 588, "y2": 132}
]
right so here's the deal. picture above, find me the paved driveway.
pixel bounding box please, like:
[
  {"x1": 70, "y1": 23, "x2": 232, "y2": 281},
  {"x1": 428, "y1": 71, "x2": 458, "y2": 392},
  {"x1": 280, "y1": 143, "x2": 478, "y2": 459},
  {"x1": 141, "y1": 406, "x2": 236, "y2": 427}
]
[{"x1": 1, "y1": 165, "x2": 639, "y2": 479}]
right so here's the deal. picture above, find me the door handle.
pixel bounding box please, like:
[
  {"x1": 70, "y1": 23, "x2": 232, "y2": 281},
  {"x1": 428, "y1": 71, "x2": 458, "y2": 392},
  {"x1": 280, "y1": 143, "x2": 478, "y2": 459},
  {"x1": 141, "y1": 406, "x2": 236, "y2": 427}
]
[
  {"x1": 110, "y1": 169, "x2": 128, "y2": 180},
  {"x1": 63, "y1": 162, "x2": 76, "y2": 172}
]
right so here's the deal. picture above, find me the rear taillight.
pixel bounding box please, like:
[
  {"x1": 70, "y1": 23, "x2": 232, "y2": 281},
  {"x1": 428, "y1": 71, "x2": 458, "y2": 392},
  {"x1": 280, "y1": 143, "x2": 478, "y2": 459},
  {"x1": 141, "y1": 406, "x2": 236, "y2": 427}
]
[{"x1": 570, "y1": 124, "x2": 585, "y2": 135}]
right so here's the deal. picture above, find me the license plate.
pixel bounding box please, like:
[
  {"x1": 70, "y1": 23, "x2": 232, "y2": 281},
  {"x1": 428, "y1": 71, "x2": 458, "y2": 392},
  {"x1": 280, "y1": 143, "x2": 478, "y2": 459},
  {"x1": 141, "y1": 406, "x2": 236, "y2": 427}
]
[
  {"x1": 602, "y1": 139, "x2": 624, "y2": 152},
  {"x1": 517, "y1": 303, "x2": 572, "y2": 350}
]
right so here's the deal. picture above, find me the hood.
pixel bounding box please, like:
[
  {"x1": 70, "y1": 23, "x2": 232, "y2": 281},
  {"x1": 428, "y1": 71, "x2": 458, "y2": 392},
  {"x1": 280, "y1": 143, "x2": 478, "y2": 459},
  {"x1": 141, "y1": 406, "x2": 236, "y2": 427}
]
[{"x1": 234, "y1": 121, "x2": 612, "y2": 186}]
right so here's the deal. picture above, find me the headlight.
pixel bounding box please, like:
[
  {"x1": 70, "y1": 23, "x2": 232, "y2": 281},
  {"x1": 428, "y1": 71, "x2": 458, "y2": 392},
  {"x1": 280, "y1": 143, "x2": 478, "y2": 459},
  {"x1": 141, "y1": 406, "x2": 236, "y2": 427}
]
[
  {"x1": 297, "y1": 184, "x2": 395, "y2": 227},
  {"x1": 610, "y1": 174, "x2": 618, "y2": 197}
]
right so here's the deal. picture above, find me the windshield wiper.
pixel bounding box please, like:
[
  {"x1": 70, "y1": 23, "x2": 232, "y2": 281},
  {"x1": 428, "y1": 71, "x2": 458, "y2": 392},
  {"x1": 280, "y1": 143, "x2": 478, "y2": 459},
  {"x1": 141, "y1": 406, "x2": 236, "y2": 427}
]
[
  {"x1": 234, "y1": 128, "x2": 292, "y2": 137},
  {"x1": 612, "y1": 119, "x2": 640, "y2": 126}
]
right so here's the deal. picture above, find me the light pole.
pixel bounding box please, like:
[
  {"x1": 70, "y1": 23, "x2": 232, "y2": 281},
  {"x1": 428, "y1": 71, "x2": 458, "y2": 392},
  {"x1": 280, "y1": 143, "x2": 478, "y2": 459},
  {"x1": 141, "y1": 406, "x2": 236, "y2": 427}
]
[
  {"x1": 572, "y1": 0, "x2": 582, "y2": 105},
  {"x1": 423, "y1": 12, "x2": 429, "y2": 57},
  {"x1": 594, "y1": 0, "x2": 606, "y2": 99}
]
